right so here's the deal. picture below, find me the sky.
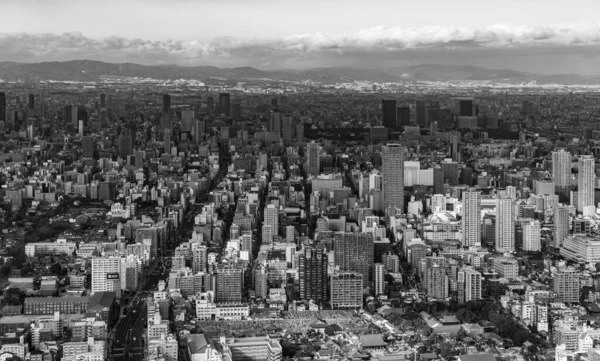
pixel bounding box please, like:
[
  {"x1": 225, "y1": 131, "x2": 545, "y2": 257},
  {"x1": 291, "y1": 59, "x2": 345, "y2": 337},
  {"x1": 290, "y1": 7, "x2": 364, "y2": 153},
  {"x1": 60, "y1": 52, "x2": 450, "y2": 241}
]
[{"x1": 1, "y1": 0, "x2": 600, "y2": 74}]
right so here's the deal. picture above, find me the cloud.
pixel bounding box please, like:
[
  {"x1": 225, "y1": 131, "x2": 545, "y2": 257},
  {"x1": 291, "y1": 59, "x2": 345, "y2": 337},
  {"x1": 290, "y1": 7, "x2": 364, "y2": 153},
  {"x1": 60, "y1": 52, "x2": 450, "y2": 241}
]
[{"x1": 1, "y1": 23, "x2": 600, "y2": 72}]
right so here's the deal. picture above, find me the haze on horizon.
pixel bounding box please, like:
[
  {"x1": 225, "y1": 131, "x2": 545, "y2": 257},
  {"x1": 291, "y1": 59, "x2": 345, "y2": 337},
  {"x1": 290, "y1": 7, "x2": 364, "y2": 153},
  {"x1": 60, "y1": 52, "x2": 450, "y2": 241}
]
[{"x1": 1, "y1": 0, "x2": 600, "y2": 75}]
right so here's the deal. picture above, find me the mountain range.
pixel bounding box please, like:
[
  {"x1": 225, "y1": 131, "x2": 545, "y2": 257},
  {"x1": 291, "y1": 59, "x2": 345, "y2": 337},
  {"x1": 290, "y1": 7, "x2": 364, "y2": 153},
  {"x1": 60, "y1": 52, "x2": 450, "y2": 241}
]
[{"x1": 0, "y1": 60, "x2": 599, "y2": 85}]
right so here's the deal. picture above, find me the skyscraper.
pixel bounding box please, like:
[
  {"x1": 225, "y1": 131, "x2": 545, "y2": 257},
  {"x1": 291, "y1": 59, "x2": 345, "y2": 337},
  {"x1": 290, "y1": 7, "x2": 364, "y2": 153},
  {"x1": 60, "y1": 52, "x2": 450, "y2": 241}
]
[
  {"x1": 451, "y1": 130, "x2": 460, "y2": 162},
  {"x1": 381, "y1": 99, "x2": 397, "y2": 129},
  {"x1": 458, "y1": 267, "x2": 482, "y2": 302},
  {"x1": 577, "y1": 155, "x2": 595, "y2": 213},
  {"x1": 306, "y1": 141, "x2": 320, "y2": 176},
  {"x1": 333, "y1": 232, "x2": 374, "y2": 287},
  {"x1": 374, "y1": 263, "x2": 386, "y2": 296},
  {"x1": 215, "y1": 264, "x2": 243, "y2": 303},
  {"x1": 264, "y1": 204, "x2": 279, "y2": 238},
  {"x1": 495, "y1": 197, "x2": 515, "y2": 252},
  {"x1": 397, "y1": 106, "x2": 410, "y2": 128},
  {"x1": 554, "y1": 206, "x2": 570, "y2": 248},
  {"x1": 425, "y1": 263, "x2": 448, "y2": 300},
  {"x1": 162, "y1": 93, "x2": 171, "y2": 113},
  {"x1": 0, "y1": 92, "x2": 5, "y2": 122},
  {"x1": 28, "y1": 93, "x2": 34, "y2": 110},
  {"x1": 100, "y1": 93, "x2": 106, "y2": 108},
  {"x1": 459, "y1": 99, "x2": 474, "y2": 116},
  {"x1": 82, "y1": 136, "x2": 95, "y2": 159},
  {"x1": 462, "y1": 189, "x2": 481, "y2": 247},
  {"x1": 218, "y1": 93, "x2": 231, "y2": 116},
  {"x1": 416, "y1": 101, "x2": 426, "y2": 126},
  {"x1": 552, "y1": 149, "x2": 572, "y2": 198},
  {"x1": 299, "y1": 247, "x2": 328, "y2": 302},
  {"x1": 382, "y1": 144, "x2": 405, "y2": 211},
  {"x1": 522, "y1": 220, "x2": 541, "y2": 252},
  {"x1": 118, "y1": 129, "x2": 133, "y2": 159}
]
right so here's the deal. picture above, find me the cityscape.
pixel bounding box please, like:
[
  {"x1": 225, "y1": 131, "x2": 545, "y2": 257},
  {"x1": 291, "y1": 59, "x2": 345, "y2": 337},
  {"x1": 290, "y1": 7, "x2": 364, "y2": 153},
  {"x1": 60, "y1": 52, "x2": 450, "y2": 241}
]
[{"x1": 2, "y1": 1, "x2": 600, "y2": 361}]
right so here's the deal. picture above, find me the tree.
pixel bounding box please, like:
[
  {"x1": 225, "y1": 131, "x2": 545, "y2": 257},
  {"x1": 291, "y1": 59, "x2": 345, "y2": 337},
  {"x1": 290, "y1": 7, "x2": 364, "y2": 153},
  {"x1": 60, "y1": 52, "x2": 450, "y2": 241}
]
[
  {"x1": 50, "y1": 263, "x2": 62, "y2": 275},
  {"x1": 3, "y1": 288, "x2": 25, "y2": 306}
]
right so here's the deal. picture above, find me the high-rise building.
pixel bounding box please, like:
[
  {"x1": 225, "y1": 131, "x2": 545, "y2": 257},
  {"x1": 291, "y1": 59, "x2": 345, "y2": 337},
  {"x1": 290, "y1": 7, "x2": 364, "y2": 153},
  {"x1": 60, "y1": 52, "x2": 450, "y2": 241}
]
[
  {"x1": 495, "y1": 197, "x2": 515, "y2": 252},
  {"x1": 459, "y1": 99, "x2": 473, "y2": 116},
  {"x1": 192, "y1": 246, "x2": 208, "y2": 273},
  {"x1": 118, "y1": 129, "x2": 133, "y2": 159},
  {"x1": 264, "y1": 204, "x2": 278, "y2": 238},
  {"x1": 522, "y1": 220, "x2": 541, "y2": 252},
  {"x1": 553, "y1": 268, "x2": 579, "y2": 303},
  {"x1": 100, "y1": 93, "x2": 106, "y2": 108},
  {"x1": 554, "y1": 206, "x2": 570, "y2": 248},
  {"x1": 299, "y1": 247, "x2": 328, "y2": 302},
  {"x1": 433, "y1": 166, "x2": 444, "y2": 194},
  {"x1": 462, "y1": 189, "x2": 481, "y2": 247},
  {"x1": 91, "y1": 257, "x2": 121, "y2": 296},
  {"x1": 81, "y1": 136, "x2": 95, "y2": 159},
  {"x1": 458, "y1": 267, "x2": 482, "y2": 302},
  {"x1": 577, "y1": 155, "x2": 595, "y2": 213},
  {"x1": 282, "y1": 116, "x2": 293, "y2": 146},
  {"x1": 397, "y1": 106, "x2": 410, "y2": 127},
  {"x1": 374, "y1": 263, "x2": 385, "y2": 296},
  {"x1": 218, "y1": 93, "x2": 231, "y2": 117},
  {"x1": 552, "y1": 149, "x2": 572, "y2": 197},
  {"x1": 0, "y1": 92, "x2": 6, "y2": 122},
  {"x1": 306, "y1": 141, "x2": 320, "y2": 176},
  {"x1": 416, "y1": 101, "x2": 426, "y2": 126},
  {"x1": 269, "y1": 110, "x2": 282, "y2": 134},
  {"x1": 28, "y1": 93, "x2": 34, "y2": 110},
  {"x1": 425, "y1": 263, "x2": 448, "y2": 300},
  {"x1": 451, "y1": 131, "x2": 460, "y2": 162},
  {"x1": 441, "y1": 161, "x2": 459, "y2": 185},
  {"x1": 382, "y1": 99, "x2": 397, "y2": 129},
  {"x1": 431, "y1": 194, "x2": 446, "y2": 213},
  {"x1": 215, "y1": 264, "x2": 244, "y2": 303},
  {"x1": 382, "y1": 144, "x2": 405, "y2": 211},
  {"x1": 330, "y1": 272, "x2": 363, "y2": 309},
  {"x1": 98, "y1": 181, "x2": 116, "y2": 201},
  {"x1": 162, "y1": 94, "x2": 171, "y2": 113},
  {"x1": 333, "y1": 232, "x2": 373, "y2": 287}
]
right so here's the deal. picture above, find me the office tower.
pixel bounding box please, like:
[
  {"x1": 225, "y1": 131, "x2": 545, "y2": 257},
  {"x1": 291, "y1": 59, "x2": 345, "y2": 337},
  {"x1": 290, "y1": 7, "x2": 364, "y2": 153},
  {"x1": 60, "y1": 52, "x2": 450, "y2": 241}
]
[
  {"x1": 193, "y1": 120, "x2": 205, "y2": 143},
  {"x1": 462, "y1": 189, "x2": 481, "y2": 247},
  {"x1": 192, "y1": 246, "x2": 208, "y2": 273},
  {"x1": 425, "y1": 104, "x2": 441, "y2": 126},
  {"x1": 254, "y1": 266, "x2": 268, "y2": 299},
  {"x1": 120, "y1": 255, "x2": 142, "y2": 291},
  {"x1": 451, "y1": 130, "x2": 460, "y2": 162},
  {"x1": 333, "y1": 232, "x2": 373, "y2": 287},
  {"x1": 552, "y1": 149, "x2": 572, "y2": 198},
  {"x1": 553, "y1": 268, "x2": 579, "y2": 303},
  {"x1": 134, "y1": 150, "x2": 144, "y2": 169},
  {"x1": 296, "y1": 123, "x2": 304, "y2": 142},
  {"x1": 522, "y1": 220, "x2": 541, "y2": 252},
  {"x1": 207, "y1": 96, "x2": 214, "y2": 113},
  {"x1": 100, "y1": 93, "x2": 106, "y2": 108},
  {"x1": 77, "y1": 106, "x2": 88, "y2": 127},
  {"x1": 441, "y1": 161, "x2": 459, "y2": 185},
  {"x1": 269, "y1": 110, "x2": 281, "y2": 134},
  {"x1": 416, "y1": 100, "x2": 426, "y2": 126},
  {"x1": 282, "y1": 116, "x2": 293, "y2": 146},
  {"x1": 81, "y1": 136, "x2": 95, "y2": 159},
  {"x1": 215, "y1": 264, "x2": 243, "y2": 303},
  {"x1": 433, "y1": 166, "x2": 444, "y2": 194},
  {"x1": 91, "y1": 257, "x2": 122, "y2": 296},
  {"x1": 458, "y1": 267, "x2": 482, "y2": 302},
  {"x1": 431, "y1": 194, "x2": 446, "y2": 213},
  {"x1": 232, "y1": 103, "x2": 241, "y2": 121},
  {"x1": 162, "y1": 93, "x2": 171, "y2": 113},
  {"x1": 577, "y1": 155, "x2": 595, "y2": 213},
  {"x1": 298, "y1": 247, "x2": 328, "y2": 302},
  {"x1": 382, "y1": 144, "x2": 405, "y2": 210},
  {"x1": 397, "y1": 106, "x2": 410, "y2": 127},
  {"x1": 425, "y1": 263, "x2": 448, "y2": 300},
  {"x1": 382, "y1": 99, "x2": 397, "y2": 129},
  {"x1": 218, "y1": 93, "x2": 231, "y2": 116},
  {"x1": 374, "y1": 263, "x2": 385, "y2": 296},
  {"x1": 164, "y1": 128, "x2": 172, "y2": 153},
  {"x1": 0, "y1": 92, "x2": 5, "y2": 122},
  {"x1": 28, "y1": 93, "x2": 34, "y2": 110},
  {"x1": 118, "y1": 129, "x2": 133, "y2": 159},
  {"x1": 98, "y1": 181, "x2": 116, "y2": 201},
  {"x1": 264, "y1": 204, "x2": 278, "y2": 238},
  {"x1": 459, "y1": 99, "x2": 473, "y2": 116},
  {"x1": 306, "y1": 141, "x2": 320, "y2": 176},
  {"x1": 330, "y1": 272, "x2": 363, "y2": 309},
  {"x1": 63, "y1": 105, "x2": 73, "y2": 125},
  {"x1": 495, "y1": 197, "x2": 515, "y2": 252},
  {"x1": 554, "y1": 206, "x2": 570, "y2": 248}
]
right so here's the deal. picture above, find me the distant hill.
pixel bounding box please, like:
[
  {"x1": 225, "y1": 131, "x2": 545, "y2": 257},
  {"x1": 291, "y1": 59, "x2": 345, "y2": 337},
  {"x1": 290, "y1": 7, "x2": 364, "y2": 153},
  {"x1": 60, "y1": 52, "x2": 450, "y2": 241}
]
[{"x1": 0, "y1": 60, "x2": 599, "y2": 85}]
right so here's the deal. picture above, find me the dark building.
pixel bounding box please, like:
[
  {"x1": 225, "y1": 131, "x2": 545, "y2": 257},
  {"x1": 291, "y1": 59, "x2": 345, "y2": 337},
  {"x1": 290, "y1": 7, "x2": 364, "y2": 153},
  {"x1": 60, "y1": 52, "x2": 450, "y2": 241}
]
[
  {"x1": 381, "y1": 99, "x2": 397, "y2": 129},
  {"x1": 162, "y1": 93, "x2": 171, "y2": 113},
  {"x1": 100, "y1": 93, "x2": 106, "y2": 108},
  {"x1": 82, "y1": 136, "x2": 95, "y2": 159},
  {"x1": 416, "y1": 100, "x2": 427, "y2": 127},
  {"x1": 232, "y1": 103, "x2": 242, "y2": 121},
  {"x1": 28, "y1": 94, "x2": 34, "y2": 110},
  {"x1": 441, "y1": 161, "x2": 460, "y2": 185},
  {"x1": 77, "y1": 106, "x2": 88, "y2": 126},
  {"x1": 461, "y1": 167, "x2": 474, "y2": 186},
  {"x1": 397, "y1": 106, "x2": 410, "y2": 127},
  {"x1": 118, "y1": 129, "x2": 133, "y2": 159},
  {"x1": 433, "y1": 167, "x2": 445, "y2": 194},
  {"x1": 459, "y1": 99, "x2": 473, "y2": 116},
  {"x1": 333, "y1": 232, "x2": 373, "y2": 287},
  {"x1": 299, "y1": 247, "x2": 328, "y2": 302},
  {"x1": 0, "y1": 92, "x2": 5, "y2": 122},
  {"x1": 219, "y1": 93, "x2": 231, "y2": 117},
  {"x1": 63, "y1": 105, "x2": 73, "y2": 125},
  {"x1": 98, "y1": 181, "x2": 116, "y2": 201},
  {"x1": 207, "y1": 96, "x2": 214, "y2": 113},
  {"x1": 215, "y1": 264, "x2": 243, "y2": 303}
]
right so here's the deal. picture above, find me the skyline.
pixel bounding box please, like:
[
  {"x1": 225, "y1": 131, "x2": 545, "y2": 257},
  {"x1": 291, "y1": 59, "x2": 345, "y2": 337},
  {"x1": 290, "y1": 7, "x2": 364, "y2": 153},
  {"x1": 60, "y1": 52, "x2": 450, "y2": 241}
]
[{"x1": 1, "y1": 0, "x2": 600, "y2": 73}]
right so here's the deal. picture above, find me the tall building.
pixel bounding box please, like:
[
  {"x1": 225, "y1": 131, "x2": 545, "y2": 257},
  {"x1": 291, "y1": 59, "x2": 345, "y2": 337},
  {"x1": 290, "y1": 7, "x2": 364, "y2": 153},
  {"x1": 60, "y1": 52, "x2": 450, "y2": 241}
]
[
  {"x1": 0, "y1": 92, "x2": 6, "y2": 122},
  {"x1": 374, "y1": 263, "x2": 385, "y2": 296},
  {"x1": 577, "y1": 155, "x2": 595, "y2": 213},
  {"x1": 553, "y1": 268, "x2": 579, "y2": 303},
  {"x1": 382, "y1": 144, "x2": 405, "y2": 211},
  {"x1": 264, "y1": 204, "x2": 278, "y2": 238},
  {"x1": 433, "y1": 166, "x2": 444, "y2": 194},
  {"x1": 382, "y1": 99, "x2": 397, "y2": 129},
  {"x1": 416, "y1": 101, "x2": 426, "y2": 127},
  {"x1": 118, "y1": 129, "x2": 133, "y2": 159},
  {"x1": 162, "y1": 94, "x2": 171, "y2": 113},
  {"x1": 425, "y1": 263, "x2": 448, "y2": 300},
  {"x1": 552, "y1": 149, "x2": 572, "y2": 197},
  {"x1": 451, "y1": 131, "x2": 460, "y2": 162},
  {"x1": 458, "y1": 267, "x2": 482, "y2": 302},
  {"x1": 495, "y1": 197, "x2": 515, "y2": 252},
  {"x1": 98, "y1": 181, "x2": 116, "y2": 201},
  {"x1": 522, "y1": 220, "x2": 541, "y2": 252},
  {"x1": 306, "y1": 141, "x2": 320, "y2": 176},
  {"x1": 333, "y1": 232, "x2": 374, "y2": 287},
  {"x1": 431, "y1": 194, "x2": 446, "y2": 213},
  {"x1": 330, "y1": 272, "x2": 363, "y2": 309},
  {"x1": 397, "y1": 106, "x2": 410, "y2": 127},
  {"x1": 554, "y1": 206, "x2": 570, "y2": 248},
  {"x1": 100, "y1": 93, "x2": 106, "y2": 108},
  {"x1": 459, "y1": 99, "x2": 473, "y2": 116},
  {"x1": 218, "y1": 93, "x2": 231, "y2": 117},
  {"x1": 215, "y1": 264, "x2": 244, "y2": 303},
  {"x1": 82, "y1": 136, "x2": 95, "y2": 159},
  {"x1": 28, "y1": 93, "x2": 34, "y2": 110},
  {"x1": 462, "y1": 189, "x2": 481, "y2": 247},
  {"x1": 91, "y1": 257, "x2": 121, "y2": 297},
  {"x1": 192, "y1": 246, "x2": 208, "y2": 273},
  {"x1": 298, "y1": 247, "x2": 328, "y2": 302}
]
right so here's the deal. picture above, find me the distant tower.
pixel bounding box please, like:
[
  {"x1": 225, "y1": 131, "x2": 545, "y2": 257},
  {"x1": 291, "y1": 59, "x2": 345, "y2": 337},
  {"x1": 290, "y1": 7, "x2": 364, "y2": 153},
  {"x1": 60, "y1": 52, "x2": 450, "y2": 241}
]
[
  {"x1": 416, "y1": 101, "x2": 426, "y2": 126},
  {"x1": 381, "y1": 99, "x2": 397, "y2": 129},
  {"x1": 162, "y1": 93, "x2": 171, "y2": 113},
  {"x1": 0, "y1": 92, "x2": 5, "y2": 122},
  {"x1": 461, "y1": 189, "x2": 481, "y2": 247},
  {"x1": 28, "y1": 93, "x2": 34, "y2": 110},
  {"x1": 553, "y1": 206, "x2": 569, "y2": 248},
  {"x1": 218, "y1": 93, "x2": 231, "y2": 116},
  {"x1": 299, "y1": 247, "x2": 328, "y2": 302},
  {"x1": 306, "y1": 141, "x2": 320, "y2": 176},
  {"x1": 382, "y1": 144, "x2": 405, "y2": 211},
  {"x1": 495, "y1": 197, "x2": 515, "y2": 253},
  {"x1": 552, "y1": 148, "x2": 571, "y2": 199},
  {"x1": 577, "y1": 155, "x2": 595, "y2": 213},
  {"x1": 396, "y1": 106, "x2": 410, "y2": 128}
]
